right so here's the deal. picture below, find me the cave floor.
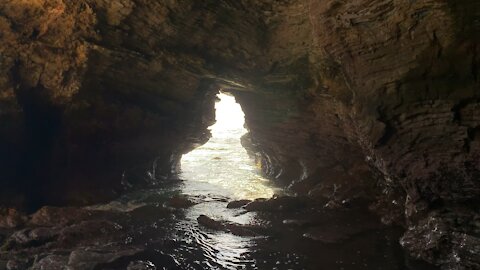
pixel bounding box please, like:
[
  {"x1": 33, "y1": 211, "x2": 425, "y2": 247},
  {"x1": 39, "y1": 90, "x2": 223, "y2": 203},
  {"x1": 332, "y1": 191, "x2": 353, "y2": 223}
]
[{"x1": 0, "y1": 179, "x2": 438, "y2": 270}]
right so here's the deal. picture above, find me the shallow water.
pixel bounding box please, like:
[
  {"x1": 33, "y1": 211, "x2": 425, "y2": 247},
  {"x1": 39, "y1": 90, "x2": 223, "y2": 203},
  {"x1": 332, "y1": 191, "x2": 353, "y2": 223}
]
[
  {"x1": 181, "y1": 93, "x2": 277, "y2": 201},
  {"x1": 176, "y1": 93, "x2": 277, "y2": 269},
  {"x1": 88, "y1": 179, "x2": 436, "y2": 270}
]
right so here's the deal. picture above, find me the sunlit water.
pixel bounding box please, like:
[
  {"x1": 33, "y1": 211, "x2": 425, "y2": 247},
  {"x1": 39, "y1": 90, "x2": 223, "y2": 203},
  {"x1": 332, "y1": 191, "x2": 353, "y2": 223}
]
[
  {"x1": 175, "y1": 93, "x2": 277, "y2": 269},
  {"x1": 181, "y1": 93, "x2": 275, "y2": 200}
]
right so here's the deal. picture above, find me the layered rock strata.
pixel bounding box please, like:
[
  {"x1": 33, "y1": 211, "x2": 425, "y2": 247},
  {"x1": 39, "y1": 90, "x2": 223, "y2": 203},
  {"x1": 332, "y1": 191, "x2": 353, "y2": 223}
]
[{"x1": 0, "y1": 0, "x2": 478, "y2": 268}]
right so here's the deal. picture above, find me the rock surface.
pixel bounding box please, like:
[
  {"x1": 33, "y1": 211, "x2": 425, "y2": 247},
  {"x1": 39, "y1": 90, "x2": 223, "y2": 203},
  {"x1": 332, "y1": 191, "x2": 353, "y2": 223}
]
[
  {"x1": 0, "y1": 0, "x2": 478, "y2": 268},
  {"x1": 0, "y1": 209, "x2": 27, "y2": 229}
]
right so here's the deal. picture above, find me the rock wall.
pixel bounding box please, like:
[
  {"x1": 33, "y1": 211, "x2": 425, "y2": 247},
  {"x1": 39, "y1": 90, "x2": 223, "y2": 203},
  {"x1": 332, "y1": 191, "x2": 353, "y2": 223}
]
[
  {"x1": 241, "y1": 1, "x2": 480, "y2": 267},
  {"x1": 0, "y1": 0, "x2": 478, "y2": 267}
]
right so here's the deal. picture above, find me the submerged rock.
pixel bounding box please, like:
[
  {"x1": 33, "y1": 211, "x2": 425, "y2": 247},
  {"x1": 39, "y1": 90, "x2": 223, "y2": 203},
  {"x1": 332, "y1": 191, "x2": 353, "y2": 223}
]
[
  {"x1": 94, "y1": 250, "x2": 180, "y2": 270},
  {"x1": 225, "y1": 224, "x2": 258, "y2": 237},
  {"x1": 197, "y1": 215, "x2": 262, "y2": 237},
  {"x1": 302, "y1": 227, "x2": 353, "y2": 244}
]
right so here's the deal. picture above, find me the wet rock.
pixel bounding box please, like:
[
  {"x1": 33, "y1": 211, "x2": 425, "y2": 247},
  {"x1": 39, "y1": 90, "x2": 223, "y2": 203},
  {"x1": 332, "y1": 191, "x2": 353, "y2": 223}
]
[
  {"x1": 30, "y1": 207, "x2": 92, "y2": 227},
  {"x1": 86, "y1": 201, "x2": 146, "y2": 213},
  {"x1": 6, "y1": 227, "x2": 58, "y2": 249},
  {"x1": 165, "y1": 196, "x2": 196, "y2": 209},
  {"x1": 68, "y1": 248, "x2": 142, "y2": 269},
  {"x1": 5, "y1": 258, "x2": 30, "y2": 270},
  {"x1": 197, "y1": 215, "x2": 262, "y2": 236},
  {"x1": 128, "y1": 205, "x2": 172, "y2": 224},
  {"x1": 244, "y1": 198, "x2": 269, "y2": 212},
  {"x1": 0, "y1": 209, "x2": 27, "y2": 229},
  {"x1": 227, "y1": 200, "x2": 252, "y2": 209},
  {"x1": 197, "y1": 215, "x2": 224, "y2": 231},
  {"x1": 401, "y1": 211, "x2": 480, "y2": 269},
  {"x1": 245, "y1": 196, "x2": 307, "y2": 212},
  {"x1": 31, "y1": 255, "x2": 68, "y2": 270},
  {"x1": 30, "y1": 228, "x2": 58, "y2": 243},
  {"x1": 57, "y1": 220, "x2": 123, "y2": 248}
]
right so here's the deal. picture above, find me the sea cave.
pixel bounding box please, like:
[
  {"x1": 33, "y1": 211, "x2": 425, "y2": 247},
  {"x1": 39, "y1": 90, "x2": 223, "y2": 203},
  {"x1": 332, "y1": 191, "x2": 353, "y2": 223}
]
[{"x1": 0, "y1": 1, "x2": 479, "y2": 269}]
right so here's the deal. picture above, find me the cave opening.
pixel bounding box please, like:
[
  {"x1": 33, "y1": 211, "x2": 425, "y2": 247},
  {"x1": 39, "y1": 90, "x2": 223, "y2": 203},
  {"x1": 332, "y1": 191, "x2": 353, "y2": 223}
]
[
  {"x1": 173, "y1": 92, "x2": 280, "y2": 269},
  {"x1": 180, "y1": 92, "x2": 275, "y2": 200}
]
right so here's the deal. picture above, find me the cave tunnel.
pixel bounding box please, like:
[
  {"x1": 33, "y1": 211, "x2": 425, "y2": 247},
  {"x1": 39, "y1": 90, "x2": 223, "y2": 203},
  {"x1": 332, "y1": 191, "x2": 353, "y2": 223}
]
[{"x1": 0, "y1": 0, "x2": 479, "y2": 269}]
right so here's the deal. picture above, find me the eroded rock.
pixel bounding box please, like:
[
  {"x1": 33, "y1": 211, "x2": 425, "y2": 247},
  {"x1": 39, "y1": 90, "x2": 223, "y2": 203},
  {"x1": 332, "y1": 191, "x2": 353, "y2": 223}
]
[
  {"x1": 401, "y1": 210, "x2": 480, "y2": 269},
  {"x1": 5, "y1": 227, "x2": 58, "y2": 250},
  {"x1": 5, "y1": 258, "x2": 30, "y2": 270},
  {"x1": 30, "y1": 207, "x2": 92, "y2": 227},
  {"x1": 0, "y1": 209, "x2": 27, "y2": 229},
  {"x1": 57, "y1": 220, "x2": 123, "y2": 248},
  {"x1": 31, "y1": 255, "x2": 68, "y2": 270}
]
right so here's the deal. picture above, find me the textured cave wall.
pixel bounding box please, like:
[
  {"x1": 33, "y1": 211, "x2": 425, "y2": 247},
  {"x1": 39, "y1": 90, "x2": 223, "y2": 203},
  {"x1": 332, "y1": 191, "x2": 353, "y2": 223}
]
[
  {"x1": 0, "y1": 0, "x2": 265, "y2": 206},
  {"x1": 0, "y1": 0, "x2": 479, "y2": 267},
  {"x1": 237, "y1": 1, "x2": 480, "y2": 267}
]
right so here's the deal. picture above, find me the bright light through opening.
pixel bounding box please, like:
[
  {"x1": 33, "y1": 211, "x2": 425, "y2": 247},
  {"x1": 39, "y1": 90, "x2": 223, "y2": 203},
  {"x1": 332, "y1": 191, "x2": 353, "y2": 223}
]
[
  {"x1": 180, "y1": 93, "x2": 275, "y2": 200},
  {"x1": 211, "y1": 92, "x2": 246, "y2": 137}
]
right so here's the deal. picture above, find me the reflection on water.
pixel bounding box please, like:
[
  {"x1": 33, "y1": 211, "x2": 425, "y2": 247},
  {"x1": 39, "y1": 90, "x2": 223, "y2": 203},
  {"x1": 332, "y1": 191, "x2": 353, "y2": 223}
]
[{"x1": 177, "y1": 93, "x2": 276, "y2": 269}]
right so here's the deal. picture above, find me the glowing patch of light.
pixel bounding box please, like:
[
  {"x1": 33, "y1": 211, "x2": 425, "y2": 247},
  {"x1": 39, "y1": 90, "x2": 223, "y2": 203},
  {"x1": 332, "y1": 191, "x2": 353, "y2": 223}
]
[{"x1": 180, "y1": 93, "x2": 274, "y2": 200}]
